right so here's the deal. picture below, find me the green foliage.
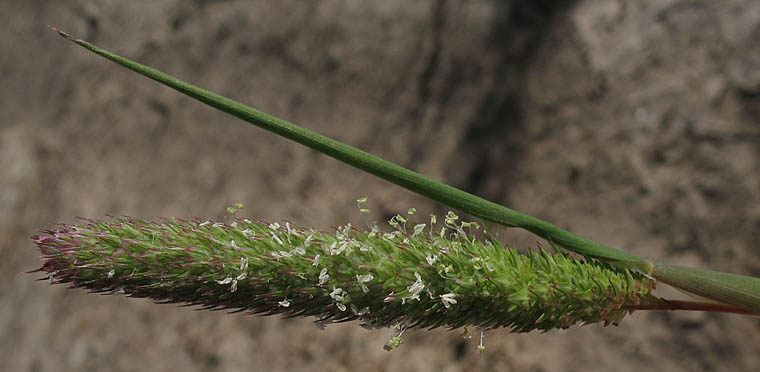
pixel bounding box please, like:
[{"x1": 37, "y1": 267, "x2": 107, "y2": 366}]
[{"x1": 41, "y1": 27, "x2": 760, "y2": 329}]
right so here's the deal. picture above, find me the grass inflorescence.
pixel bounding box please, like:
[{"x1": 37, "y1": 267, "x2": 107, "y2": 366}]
[
  {"x1": 33, "y1": 212, "x2": 656, "y2": 333},
  {"x1": 48, "y1": 27, "x2": 760, "y2": 316}
]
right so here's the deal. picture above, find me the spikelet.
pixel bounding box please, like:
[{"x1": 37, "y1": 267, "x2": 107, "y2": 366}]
[{"x1": 32, "y1": 214, "x2": 655, "y2": 332}]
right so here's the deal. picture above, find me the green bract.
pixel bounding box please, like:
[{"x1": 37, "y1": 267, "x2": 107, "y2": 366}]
[{"x1": 34, "y1": 215, "x2": 656, "y2": 332}]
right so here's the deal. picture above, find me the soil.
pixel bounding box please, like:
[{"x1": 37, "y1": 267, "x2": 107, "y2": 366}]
[{"x1": 2, "y1": 1, "x2": 759, "y2": 371}]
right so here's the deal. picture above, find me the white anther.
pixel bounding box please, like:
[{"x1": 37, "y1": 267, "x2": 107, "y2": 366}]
[
  {"x1": 440, "y1": 293, "x2": 457, "y2": 309},
  {"x1": 402, "y1": 272, "x2": 424, "y2": 304},
  {"x1": 319, "y1": 268, "x2": 329, "y2": 285},
  {"x1": 426, "y1": 255, "x2": 438, "y2": 265},
  {"x1": 329, "y1": 287, "x2": 345, "y2": 302},
  {"x1": 270, "y1": 232, "x2": 284, "y2": 245},
  {"x1": 356, "y1": 274, "x2": 374, "y2": 293}
]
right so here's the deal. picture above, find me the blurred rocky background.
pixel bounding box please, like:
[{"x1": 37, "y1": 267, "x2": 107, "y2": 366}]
[{"x1": 2, "y1": 0, "x2": 759, "y2": 371}]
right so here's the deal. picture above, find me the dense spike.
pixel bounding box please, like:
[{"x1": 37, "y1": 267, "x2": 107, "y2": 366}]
[{"x1": 33, "y1": 215, "x2": 655, "y2": 332}]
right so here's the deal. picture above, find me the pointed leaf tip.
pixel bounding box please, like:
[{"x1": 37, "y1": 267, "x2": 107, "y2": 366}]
[{"x1": 47, "y1": 25, "x2": 77, "y2": 41}]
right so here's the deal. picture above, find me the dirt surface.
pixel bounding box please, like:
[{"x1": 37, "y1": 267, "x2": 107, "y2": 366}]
[{"x1": 3, "y1": 1, "x2": 760, "y2": 371}]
